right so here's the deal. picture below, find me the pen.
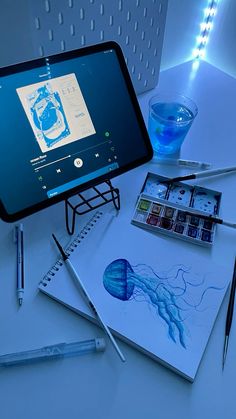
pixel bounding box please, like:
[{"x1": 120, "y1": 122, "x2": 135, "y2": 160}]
[
  {"x1": 52, "y1": 233, "x2": 125, "y2": 363},
  {"x1": 15, "y1": 224, "x2": 24, "y2": 306},
  {"x1": 163, "y1": 165, "x2": 236, "y2": 184},
  {"x1": 153, "y1": 157, "x2": 211, "y2": 170},
  {"x1": 222, "y1": 257, "x2": 236, "y2": 370}
]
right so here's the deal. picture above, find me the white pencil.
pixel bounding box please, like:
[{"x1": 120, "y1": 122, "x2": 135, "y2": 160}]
[
  {"x1": 52, "y1": 234, "x2": 125, "y2": 362},
  {"x1": 165, "y1": 165, "x2": 236, "y2": 183}
]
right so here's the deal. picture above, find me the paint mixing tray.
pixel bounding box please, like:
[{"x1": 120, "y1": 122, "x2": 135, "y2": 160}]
[{"x1": 131, "y1": 172, "x2": 222, "y2": 247}]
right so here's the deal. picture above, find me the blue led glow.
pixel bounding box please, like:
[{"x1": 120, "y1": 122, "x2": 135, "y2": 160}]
[{"x1": 193, "y1": 0, "x2": 219, "y2": 60}]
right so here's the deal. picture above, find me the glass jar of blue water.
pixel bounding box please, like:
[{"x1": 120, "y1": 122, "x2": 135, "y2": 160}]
[{"x1": 148, "y1": 93, "x2": 198, "y2": 155}]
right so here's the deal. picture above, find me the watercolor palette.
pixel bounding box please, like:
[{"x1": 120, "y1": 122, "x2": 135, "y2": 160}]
[{"x1": 131, "y1": 173, "x2": 222, "y2": 247}]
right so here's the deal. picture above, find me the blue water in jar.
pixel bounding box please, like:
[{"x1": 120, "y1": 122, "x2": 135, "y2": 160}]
[{"x1": 148, "y1": 102, "x2": 194, "y2": 155}]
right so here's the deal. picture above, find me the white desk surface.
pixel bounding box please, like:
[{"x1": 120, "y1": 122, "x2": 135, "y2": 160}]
[{"x1": 1, "y1": 60, "x2": 236, "y2": 419}]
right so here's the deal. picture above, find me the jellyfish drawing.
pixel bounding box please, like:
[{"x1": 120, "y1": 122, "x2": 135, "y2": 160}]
[
  {"x1": 103, "y1": 258, "x2": 224, "y2": 349},
  {"x1": 103, "y1": 258, "x2": 188, "y2": 348}
]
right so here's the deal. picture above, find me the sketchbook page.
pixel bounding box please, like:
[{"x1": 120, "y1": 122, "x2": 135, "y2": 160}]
[
  {"x1": 39, "y1": 210, "x2": 230, "y2": 381},
  {"x1": 39, "y1": 212, "x2": 113, "y2": 320}
]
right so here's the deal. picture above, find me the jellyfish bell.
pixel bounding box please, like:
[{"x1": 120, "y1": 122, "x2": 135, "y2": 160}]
[{"x1": 103, "y1": 258, "x2": 135, "y2": 301}]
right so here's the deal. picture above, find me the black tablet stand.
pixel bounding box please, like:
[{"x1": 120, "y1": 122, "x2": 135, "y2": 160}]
[{"x1": 64, "y1": 179, "x2": 120, "y2": 235}]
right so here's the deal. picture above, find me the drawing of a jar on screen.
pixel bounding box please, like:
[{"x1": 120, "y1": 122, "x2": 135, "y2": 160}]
[{"x1": 28, "y1": 83, "x2": 70, "y2": 150}]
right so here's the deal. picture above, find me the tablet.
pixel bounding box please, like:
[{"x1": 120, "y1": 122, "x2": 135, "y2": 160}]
[{"x1": 0, "y1": 41, "x2": 153, "y2": 222}]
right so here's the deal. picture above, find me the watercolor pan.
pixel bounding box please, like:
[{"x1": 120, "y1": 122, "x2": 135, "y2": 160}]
[{"x1": 132, "y1": 172, "x2": 222, "y2": 247}]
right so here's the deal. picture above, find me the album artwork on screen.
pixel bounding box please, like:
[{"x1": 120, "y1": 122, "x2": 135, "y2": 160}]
[
  {"x1": 16, "y1": 74, "x2": 96, "y2": 153},
  {"x1": 0, "y1": 42, "x2": 152, "y2": 221}
]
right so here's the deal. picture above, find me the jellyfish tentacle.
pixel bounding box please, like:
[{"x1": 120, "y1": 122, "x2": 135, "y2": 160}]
[
  {"x1": 132, "y1": 278, "x2": 186, "y2": 348},
  {"x1": 150, "y1": 285, "x2": 186, "y2": 348},
  {"x1": 165, "y1": 298, "x2": 186, "y2": 348},
  {"x1": 157, "y1": 303, "x2": 177, "y2": 343}
]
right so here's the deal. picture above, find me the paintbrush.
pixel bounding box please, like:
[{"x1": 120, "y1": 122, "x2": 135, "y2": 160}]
[
  {"x1": 184, "y1": 209, "x2": 236, "y2": 229},
  {"x1": 163, "y1": 165, "x2": 236, "y2": 184}
]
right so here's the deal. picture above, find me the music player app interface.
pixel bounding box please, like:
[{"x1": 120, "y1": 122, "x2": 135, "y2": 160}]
[{"x1": 0, "y1": 48, "x2": 148, "y2": 214}]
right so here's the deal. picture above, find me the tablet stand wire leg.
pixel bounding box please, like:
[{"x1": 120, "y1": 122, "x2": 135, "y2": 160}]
[{"x1": 64, "y1": 180, "x2": 120, "y2": 235}]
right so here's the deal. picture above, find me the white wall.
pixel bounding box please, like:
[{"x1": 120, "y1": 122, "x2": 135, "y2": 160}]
[
  {"x1": 161, "y1": 0, "x2": 207, "y2": 70},
  {"x1": 206, "y1": 0, "x2": 236, "y2": 78},
  {"x1": 0, "y1": 0, "x2": 235, "y2": 79},
  {"x1": 0, "y1": 0, "x2": 33, "y2": 66},
  {"x1": 161, "y1": 0, "x2": 236, "y2": 79}
]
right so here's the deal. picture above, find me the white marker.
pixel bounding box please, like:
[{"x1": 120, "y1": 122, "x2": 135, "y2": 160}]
[{"x1": 154, "y1": 157, "x2": 211, "y2": 170}]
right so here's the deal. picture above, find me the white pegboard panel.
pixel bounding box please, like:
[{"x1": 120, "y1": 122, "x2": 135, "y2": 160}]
[{"x1": 29, "y1": 0, "x2": 168, "y2": 94}]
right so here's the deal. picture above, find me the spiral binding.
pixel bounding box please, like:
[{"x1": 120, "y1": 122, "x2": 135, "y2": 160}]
[{"x1": 39, "y1": 211, "x2": 103, "y2": 287}]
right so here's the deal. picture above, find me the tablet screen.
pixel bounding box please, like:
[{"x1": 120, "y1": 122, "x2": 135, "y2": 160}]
[{"x1": 0, "y1": 41, "x2": 153, "y2": 222}]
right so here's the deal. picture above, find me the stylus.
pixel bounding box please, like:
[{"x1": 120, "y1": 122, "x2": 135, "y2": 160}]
[
  {"x1": 14, "y1": 224, "x2": 24, "y2": 306},
  {"x1": 52, "y1": 233, "x2": 126, "y2": 363}
]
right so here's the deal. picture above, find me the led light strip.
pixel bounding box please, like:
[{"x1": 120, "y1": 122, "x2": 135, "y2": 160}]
[{"x1": 193, "y1": 0, "x2": 218, "y2": 59}]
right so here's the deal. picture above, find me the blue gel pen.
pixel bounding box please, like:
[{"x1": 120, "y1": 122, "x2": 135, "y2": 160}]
[{"x1": 0, "y1": 338, "x2": 106, "y2": 367}]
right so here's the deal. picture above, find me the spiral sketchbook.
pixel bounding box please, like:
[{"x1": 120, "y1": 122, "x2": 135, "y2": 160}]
[{"x1": 39, "y1": 210, "x2": 230, "y2": 382}]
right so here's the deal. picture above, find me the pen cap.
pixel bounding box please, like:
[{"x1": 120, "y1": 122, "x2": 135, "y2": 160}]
[
  {"x1": 13, "y1": 223, "x2": 23, "y2": 243},
  {"x1": 95, "y1": 338, "x2": 106, "y2": 352}
]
